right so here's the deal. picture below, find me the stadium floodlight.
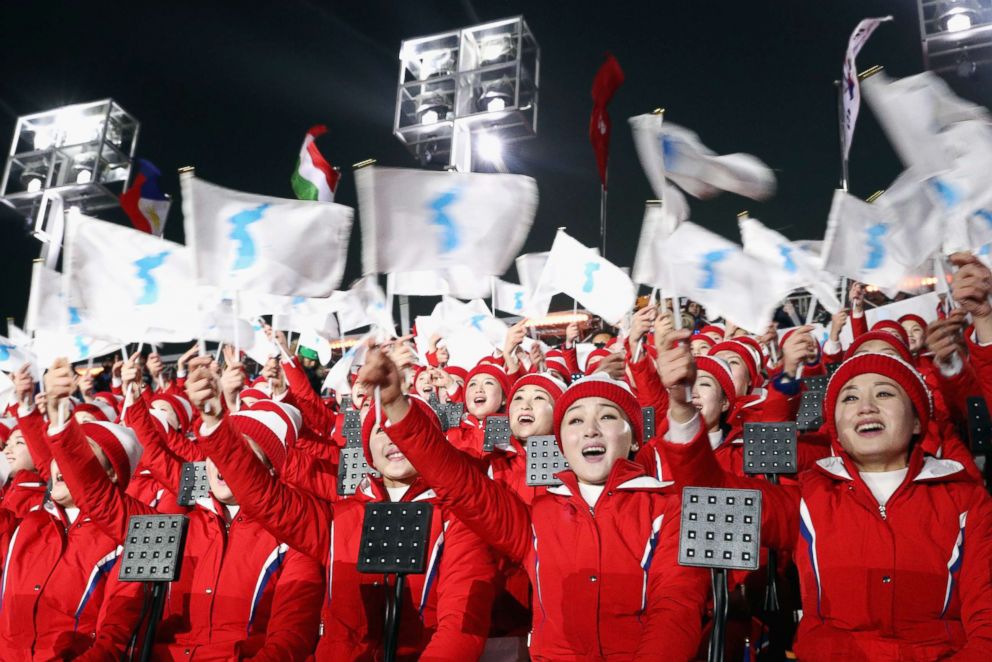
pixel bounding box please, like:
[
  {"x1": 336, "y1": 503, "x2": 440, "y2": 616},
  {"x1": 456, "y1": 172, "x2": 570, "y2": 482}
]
[
  {"x1": 917, "y1": 0, "x2": 992, "y2": 74},
  {"x1": 394, "y1": 16, "x2": 539, "y2": 172}
]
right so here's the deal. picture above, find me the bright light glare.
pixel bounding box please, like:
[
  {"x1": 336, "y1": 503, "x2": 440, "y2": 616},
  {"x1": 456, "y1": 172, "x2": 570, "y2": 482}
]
[
  {"x1": 479, "y1": 35, "x2": 510, "y2": 63},
  {"x1": 486, "y1": 97, "x2": 506, "y2": 112},
  {"x1": 75, "y1": 169, "x2": 92, "y2": 184},
  {"x1": 477, "y1": 133, "x2": 502, "y2": 162},
  {"x1": 947, "y1": 12, "x2": 973, "y2": 32},
  {"x1": 26, "y1": 177, "x2": 42, "y2": 193},
  {"x1": 421, "y1": 109, "x2": 439, "y2": 125}
]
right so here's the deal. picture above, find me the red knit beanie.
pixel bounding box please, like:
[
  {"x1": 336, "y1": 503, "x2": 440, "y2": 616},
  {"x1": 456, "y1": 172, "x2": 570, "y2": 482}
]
[
  {"x1": 444, "y1": 366, "x2": 468, "y2": 382},
  {"x1": 734, "y1": 336, "x2": 767, "y2": 368},
  {"x1": 708, "y1": 341, "x2": 760, "y2": 391},
  {"x1": 81, "y1": 421, "x2": 143, "y2": 489},
  {"x1": 699, "y1": 324, "x2": 726, "y2": 340},
  {"x1": 824, "y1": 353, "x2": 932, "y2": 440},
  {"x1": 229, "y1": 410, "x2": 290, "y2": 472},
  {"x1": 552, "y1": 374, "x2": 643, "y2": 448},
  {"x1": 695, "y1": 356, "x2": 738, "y2": 412},
  {"x1": 249, "y1": 400, "x2": 301, "y2": 447},
  {"x1": 844, "y1": 331, "x2": 912, "y2": 363},
  {"x1": 509, "y1": 372, "x2": 567, "y2": 404},
  {"x1": 72, "y1": 403, "x2": 110, "y2": 423},
  {"x1": 150, "y1": 393, "x2": 194, "y2": 434},
  {"x1": 239, "y1": 388, "x2": 271, "y2": 403},
  {"x1": 544, "y1": 350, "x2": 572, "y2": 384},
  {"x1": 871, "y1": 320, "x2": 910, "y2": 347},
  {"x1": 690, "y1": 334, "x2": 716, "y2": 350},
  {"x1": 465, "y1": 363, "x2": 511, "y2": 400}
]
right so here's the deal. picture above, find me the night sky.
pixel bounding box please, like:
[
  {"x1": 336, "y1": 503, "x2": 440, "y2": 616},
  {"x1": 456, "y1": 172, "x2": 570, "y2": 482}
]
[{"x1": 1, "y1": 0, "x2": 987, "y2": 327}]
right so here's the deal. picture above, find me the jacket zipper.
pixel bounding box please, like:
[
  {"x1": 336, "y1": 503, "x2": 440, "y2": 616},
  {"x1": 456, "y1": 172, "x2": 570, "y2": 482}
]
[{"x1": 878, "y1": 504, "x2": 887, "y2": 520}]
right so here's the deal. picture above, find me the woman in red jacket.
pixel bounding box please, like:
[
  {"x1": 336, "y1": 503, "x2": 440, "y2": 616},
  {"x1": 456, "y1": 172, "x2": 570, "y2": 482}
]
[
  {"x1": 0, "y1": 403, "x2": 46, "y2": 517},
  {"x1": 659, "y1": 346, "x2": 992, "y2": 661},
  {"x1": 184, "y1": 355, "x2": 497, "y2": 661},
  {"x1": 359, "y1": 348, "x2": 709, "y2": 661},
  {"x1": 446, "y1": 361, "x2": 512, "y2": 458},
  {"x1": 1, "y1": 358, "x2": 146, "y2": 660},
  {"x1": 45, "y1": 356, "x2": 326, "y2": 660}
]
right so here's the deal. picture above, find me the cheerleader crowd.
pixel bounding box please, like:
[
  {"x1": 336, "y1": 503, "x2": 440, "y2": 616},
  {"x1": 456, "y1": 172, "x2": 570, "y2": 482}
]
[{"x1": 1, "y1": 252, "x2": 992, "y2": 661}]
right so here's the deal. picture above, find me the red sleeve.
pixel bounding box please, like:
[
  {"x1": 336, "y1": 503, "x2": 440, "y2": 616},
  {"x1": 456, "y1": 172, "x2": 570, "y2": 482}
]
[
  {"x1": 966, "y1": 332, "x2": 992, "y2": 411},
  {"x1": 634, "y1": 495, "x2": 709, "y2": 660},
  {"x1": 385, "y1": 400, "x2": 532, "y2": 564},
  {"x1": 660, "y1": 423, "x2": 801, "y2": 552},
  {"x1": 755, "y1": 385, "x2": 801, "y2": 424},
  {"x1": 560, "y1": 344, "x2": 579, "y2": 375},
  {"x1": 420, "y1": 518, "x2": 496, "y2": 661},
  {"x1": 851, "y1": 311, "x2": 868, "y2": 338},
  {"x1": 281, "y1": 449, "x2": 340, "y2": 502},
  {"x1": 293, "y1": 433, "x2": 339, "y2": 462},
  {"x1": 426, "y1": 350, "x2": 440, "y2": 368},
  {"x1": 950, "y1": 489, "x2": 992, "y2": 660},
  {"x1": 627, "y1": 352, "x2": 669, "y2": 416},
  {"x1": 47, "y1": 419, "x2": 153, "y2": 542},
  {"x1": 281, "y1": 358, "x2": 336, "y2": 438},
  {"x1": 932, "y1": 360, "x2": 983, "y2": 426},
  {"x1": 124, "y1": 403, "x2": 187, "y2": 497},
  {"x1": 247, "y1": 549, "x2": 325, "y2": 661},
  {"x1": 196, "y1": 418, "x2": 333, "y2": 562},
  {"x1": 16, "y1": 407, "x2": 52, "y2": 481},
  {"x1": 79, "y1": 573, "x2": 146, "y2": 660}
]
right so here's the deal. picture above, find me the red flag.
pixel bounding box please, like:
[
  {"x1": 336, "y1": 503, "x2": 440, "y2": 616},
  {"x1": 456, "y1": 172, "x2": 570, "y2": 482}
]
[{"x1": 589, "y1": 53, "x2": 625, "y2": 188}]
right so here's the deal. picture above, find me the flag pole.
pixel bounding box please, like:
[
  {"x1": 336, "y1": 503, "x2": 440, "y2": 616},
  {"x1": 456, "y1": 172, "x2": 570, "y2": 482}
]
[{"x1": 600, "y1": 173, "x2": 608, "y2": 258}]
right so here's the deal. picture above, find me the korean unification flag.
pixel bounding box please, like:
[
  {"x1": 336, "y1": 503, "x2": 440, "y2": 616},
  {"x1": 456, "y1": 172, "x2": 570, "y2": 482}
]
[
  {"x1": 385, "y1": 266, "x2": 493, "y2": 300},
  {"x1": 491, "y1": 277, "x2": 528, "y2": 316},
  {"x1": 632, "y1": 184, "x2": 689, "y2": 291},
  {"x1": 0, "y1": 334, "x2": 34, "y2": 373},
  {"x1": 182, "y1": 174, "x2": 353, "y2": 297},
  {"x1": 64, "y1": 214, "x2": 195, "y2": 341},
  {"x1": 629, "y1": 114, "x2": 776, "y2": 201},
  {"x1": 413, "y1": 297, "x2": 507, "y2": 368},
  {"x1": 331, "y1": 276, "x2": 395, "y2": 337},
  {"x1": 924, "y1": 120, "x2": 992, "y2": 253},
  {"x1": 738, "y1": 216, "x2": 841, "y2": 313},
  {"x1": 661, "y1": 222, "x2": 793, "y2": 334},
  {"x1": 535, "y1": 230, "x2": 636, "y2": 325},
  {"x1": 822, "y1": 170, "x2": 940, "y2": 290},
  {"x1": 355, "y1": 166, "x2": 538, "y2": 276},
  {"x1": 515, "y1": 252, "x2": 552, "y2": 319}
]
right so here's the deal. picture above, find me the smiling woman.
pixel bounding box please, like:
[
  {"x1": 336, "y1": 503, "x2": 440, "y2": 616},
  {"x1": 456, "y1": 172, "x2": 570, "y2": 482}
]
[{"x1": 661, "y1": 351, "x2": 992, "y2": 661}]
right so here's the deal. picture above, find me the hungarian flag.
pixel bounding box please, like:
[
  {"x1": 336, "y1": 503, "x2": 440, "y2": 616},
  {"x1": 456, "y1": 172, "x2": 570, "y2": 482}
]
[
  {"x1": 589, "y1": 53, "x2": 624, "y2": 188},
  {"x1": 291, "y1": 125, "x2": 340, "y2": 202},
  {"x1": 119, "y1": 158, "x2": 171, "y2": 236}
]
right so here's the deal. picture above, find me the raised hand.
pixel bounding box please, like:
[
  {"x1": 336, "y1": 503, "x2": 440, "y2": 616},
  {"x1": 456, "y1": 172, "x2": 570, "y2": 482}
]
[
  {"x1": 657, "y1": 329, "x2": 696, "y2": 423},
  {"x1": 43, "y1": 358, "x2": 74, "y2": 424},
  {"x1": 185, "y1": 356, "x2": 222, "y2": 425}
]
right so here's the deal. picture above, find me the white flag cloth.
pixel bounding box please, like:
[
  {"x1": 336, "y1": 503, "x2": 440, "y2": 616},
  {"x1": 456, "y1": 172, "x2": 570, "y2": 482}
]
[
  {"x1": 296, "y1": 328, "x2": 334, "y2": 366},
  {"x1": 0, "y1": 334, "x2": 35, "y2": 373},
  {"x1": 629, "y1": 114, "x2": 776, "y2": 201},
  {"x1": 64, "y1": 214, "x2": 195, "y2": 341},
  {"x1": 534, "y1": 230, "x2": 636, "y2": 325},
  {"x1": 862, "y1": 71, "x2": 991, "y2": 178},
  {"x1": 840, "y1": 16, "x2": 892, "y2": 160},
  {"x1": 333, "y1": 277, "x2": 394, "y2": 336},
  {"x1": 738, "y1": 217, "x2": 841, "y2": 313},
  {"x1": 239, "y1": 291, "x2": 338, "y2": 336},
  {"x1": 924, "y1": 120, "x2": 992, "y2": 253},
  {"x1": 356, "y1": 166, "x2": 538, "y2": 276},
  {"x1": 515, "y1": 252, "x2": 552, "y2": 318},
  {"x1": 25, "y1": 261, "x2": 73, "y2": 335},
  {"x1": 182, "y1": 174, "x2": 353, "y2": 297},
  {"x1": 385, "y1": 267, "x2": 492, "y2": 300},
  {"x1": 491, "y1": 278, "x2": 529, "y2": 316},
  {"x1": 632, "y1": 185, "x2": 690, "y2": 290},
  {"x1": 660, "y1": 222, "x2": 793, "y2": 333},
  {"x1": 323, "y1": 332, "x2": 373, "y2": 395},
  {"x1": 413, "y1": 297, "x2": 507, "y2": 368},
  {"x1": 822, "y1": 171, "x2": 941, "y2": 289}
]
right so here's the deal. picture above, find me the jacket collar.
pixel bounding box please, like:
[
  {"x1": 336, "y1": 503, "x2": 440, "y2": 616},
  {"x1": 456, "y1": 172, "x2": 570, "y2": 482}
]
[
  {"x1": 815, "y1": 446, "x2": 965, "y2": 484},
  {"x1": 358, "y1": 474, "x2": 437, "y2": 502},
  {"x1": 551, "y1": 458, "x2": 672, "y2": 498}
]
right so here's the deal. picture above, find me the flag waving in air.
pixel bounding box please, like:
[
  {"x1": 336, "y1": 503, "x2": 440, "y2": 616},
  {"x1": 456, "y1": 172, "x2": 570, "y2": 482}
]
[
  {"x1": 182, "y1": 173, "x2": 353, "y2": 297},
  {"x1": 119, "y1": 158, "x2": 172, "y2": 236},
  {"x1": 840, "y1": 16, "x2": 892, "y2": 160},
  {"x1": 629, "y1": 114, "x2": 777, "y2": 201},
  {"x1": 589, "y1": 53, "x2": 624, "y2": 188},
  {"x1": 534, "y1": 230, "x2": 636, "y2": 325},
  {"x1": 291, "y1": 125, "x2": 340, "y2": 202}
]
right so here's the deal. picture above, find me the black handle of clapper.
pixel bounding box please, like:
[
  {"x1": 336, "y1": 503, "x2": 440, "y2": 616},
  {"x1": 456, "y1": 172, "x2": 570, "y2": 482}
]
[{"x1": 709, "y1": 568, "x2": 728, "y2": 662}]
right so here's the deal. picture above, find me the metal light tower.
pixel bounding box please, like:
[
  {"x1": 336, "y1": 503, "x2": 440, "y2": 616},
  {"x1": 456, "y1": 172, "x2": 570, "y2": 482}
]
[
  {"x1": 0, "y1": 98, "x2": 139, "y2": 263},
  {"x1": 917, "y1": 0, "x2": 992, "y2": 75},
  {"x1": 393, "y1": 16, "x2": 540, "y2": 172}
]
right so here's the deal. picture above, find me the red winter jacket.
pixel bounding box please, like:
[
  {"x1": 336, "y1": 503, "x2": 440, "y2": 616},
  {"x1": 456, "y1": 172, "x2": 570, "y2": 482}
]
[
  {"x1": 196, "y1": 416, "x2": 496, "y2": 661},
  {"x1": 386, "y1": 400, "x2": 709, "y2": 661},
  {"x1": 0, "y1": 499, "x2": 144, "y2": 659},
  {"x1": 664, "y1": 425, "x2": 992, "y2": 661},
  {"x1": 49, "y1": 417, "x2": 324, "y2": 660},
  {"x1": 0, "y1": 470, "x2": 46, "y2": 517}
]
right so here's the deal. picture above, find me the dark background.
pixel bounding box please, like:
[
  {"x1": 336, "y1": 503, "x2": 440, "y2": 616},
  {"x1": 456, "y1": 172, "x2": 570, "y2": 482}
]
[{"x1": 1, "y1": 0, "x2": 987, "y2": 326}]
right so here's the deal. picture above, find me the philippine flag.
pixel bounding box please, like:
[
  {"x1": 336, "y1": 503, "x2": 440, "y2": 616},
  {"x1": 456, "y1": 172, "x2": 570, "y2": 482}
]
[{"x1": 120, "y1": 158, "x2": 172, "y2": 236}]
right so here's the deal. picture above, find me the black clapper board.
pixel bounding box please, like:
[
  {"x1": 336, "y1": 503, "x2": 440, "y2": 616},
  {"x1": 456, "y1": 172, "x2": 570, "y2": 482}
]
[
  {"x1": 342, "y1": 410, "x2": 362, "y2": 447},
  {"x1": 357, "y1": 502, "x2": 433, "y2": 574},
  {"x1": 483, "y1": 415, "x2": 511, "y2": 453},
  {"x1": 338, "y1": 409, "x2": 378, "y2": 496},
  {"x1": 742, "y1": 423, "x2": 798, "y2": 476},
  {"x1": 967, "y1": 397, "x2": 992, "y2": 454},
  {"x1": 796, "y1": 376, "x2": 828, "y2": 432},
  {"x1": 443, "y1": 402, "x2": 464, "y2": 430},
  {"x1": 642, "y1": 406, "x2": 657, "y2": 441},
  {"x1": 340, "y1": 394, "x2": 352, "y2": 410},
  {"x1": 118, "y1": 514, "x2": 189, "y2": 582},
  {"x1": 678, "y1": 487, "x2": 762, "y2": 571},
  {"x1": 177, "y1": 462, "x2": 210, "y2": 506},
  {"x1": 526, "y1": 435, "x2": 570, "y2": 487},
  {"x1": 427, "y1": 393, "x2": 449, "y2": 432}
]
